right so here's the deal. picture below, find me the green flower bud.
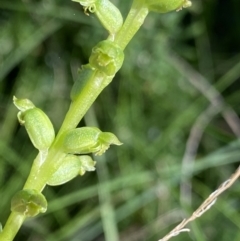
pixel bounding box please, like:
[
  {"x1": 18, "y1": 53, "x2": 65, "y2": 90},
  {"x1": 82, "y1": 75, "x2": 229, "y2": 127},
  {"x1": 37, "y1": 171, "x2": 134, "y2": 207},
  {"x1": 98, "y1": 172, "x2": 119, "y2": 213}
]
[
  {"x1": 60, "y1": 127, "x2": 122, "y2": 156},
  {"x1": 72, "y1": 0, "x2": 123, "y2": 37},
  {"x1": 11, "y1": 189, "x2": 47, "y2": 217},
  {"x1": 89, "y1": 40, "x2": 124, "y2": 77},
  {"x1": 47, "y1": 155, "x2": 96, "y2": 186},
  {"x1": 145, "y1": 0, "x2": 192, "y2": 13},
  {"x1": 13, "y1": 96, "x2": 55, "y2": 151}
]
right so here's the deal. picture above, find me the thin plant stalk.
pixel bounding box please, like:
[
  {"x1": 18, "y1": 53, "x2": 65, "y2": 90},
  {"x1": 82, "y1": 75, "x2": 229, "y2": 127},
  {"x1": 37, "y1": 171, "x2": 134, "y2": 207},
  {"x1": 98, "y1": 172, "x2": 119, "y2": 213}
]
[{"x1": 0, "y1": 2, "x2": 150, "y2": 240}]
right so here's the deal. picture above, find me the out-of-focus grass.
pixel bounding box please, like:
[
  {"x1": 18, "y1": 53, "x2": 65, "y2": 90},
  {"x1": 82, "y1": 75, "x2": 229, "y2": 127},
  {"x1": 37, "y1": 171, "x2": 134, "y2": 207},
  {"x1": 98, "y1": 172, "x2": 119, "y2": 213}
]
[{"x1": 1, "y1": 0, "x2": 240, "y2": 241}]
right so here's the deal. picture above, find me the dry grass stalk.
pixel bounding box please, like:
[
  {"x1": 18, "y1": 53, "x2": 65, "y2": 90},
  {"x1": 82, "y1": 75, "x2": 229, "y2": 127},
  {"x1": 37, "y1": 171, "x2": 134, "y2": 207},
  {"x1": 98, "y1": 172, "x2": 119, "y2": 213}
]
[{"x1": 158, "y1": 165, "x2": 240, "y2": 241}]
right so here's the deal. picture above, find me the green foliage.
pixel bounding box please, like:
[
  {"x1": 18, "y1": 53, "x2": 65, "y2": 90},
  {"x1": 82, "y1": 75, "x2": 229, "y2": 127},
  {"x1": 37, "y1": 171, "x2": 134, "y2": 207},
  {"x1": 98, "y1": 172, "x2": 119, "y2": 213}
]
[{"x1": 1, "y1": 0, "x2": 240, "y2": 241}]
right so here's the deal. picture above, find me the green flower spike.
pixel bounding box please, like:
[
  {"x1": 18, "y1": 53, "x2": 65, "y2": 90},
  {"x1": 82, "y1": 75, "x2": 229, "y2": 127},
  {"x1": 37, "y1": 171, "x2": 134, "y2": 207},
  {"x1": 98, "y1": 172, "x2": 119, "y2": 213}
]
[
  {"x1": 145, "y1": 0, "x2": 192, "y2": 13},
  {"x1": 72, "y1": 0, "x2": 123, "y2": 38},
  {"x1": 89, "y1": 40, "x2": 124, "y2": 77},
  {"x1": 13, "y1": 96, "x2": 55, "y2": 151},
  {"x1": 60, "y1": 127, "x2": 122, "y2": 156},
  {"x1": 11, "y1": 189, "x2": 47, "y2": 217},
  {"x1": 47, "y1": 155, "x2": 96, "y2": 186}
]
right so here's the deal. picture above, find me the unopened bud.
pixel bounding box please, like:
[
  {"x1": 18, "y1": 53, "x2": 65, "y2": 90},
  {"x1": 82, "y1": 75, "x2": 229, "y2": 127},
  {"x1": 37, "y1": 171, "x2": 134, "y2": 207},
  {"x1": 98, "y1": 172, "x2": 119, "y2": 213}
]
[
  {"x1": 47, "y1": 155, "x2": 96, "y2": 186},
  {"x1": 60, "y1": 127, "x2": 122, "y2": 156},
  {"x1": 11, "y1": 189, "x2": 47, "y2": 217},
  {"x1": 13, "y1": 96, "x2": 55, "y2": 151},
  {"x1": 89, "y1": 40, "x2": 124, "y2": 77}
]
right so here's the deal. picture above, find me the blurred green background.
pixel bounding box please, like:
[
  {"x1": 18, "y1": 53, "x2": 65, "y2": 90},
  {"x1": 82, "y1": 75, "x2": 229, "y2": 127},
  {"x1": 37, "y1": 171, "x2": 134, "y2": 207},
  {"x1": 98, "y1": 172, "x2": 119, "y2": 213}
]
[{"x1": 1, "y1": 0, "x2": 240, "y2": 240}]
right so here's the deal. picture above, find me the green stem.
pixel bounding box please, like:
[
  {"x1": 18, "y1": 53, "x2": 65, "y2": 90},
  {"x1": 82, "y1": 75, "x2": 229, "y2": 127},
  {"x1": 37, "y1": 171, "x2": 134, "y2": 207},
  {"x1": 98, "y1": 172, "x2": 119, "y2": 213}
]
[
  {"x1": 0, "y1": 71, "x2": 113, "y2": 240},
  {"x1": 23, "y1": 71, "x2": 113, "y2": 190},
  {"x1": 115, "y1": 0, "x2": 149, "y2": 50},
  {"x1": 0, "y1": 213, "x2": 25, "y2": 241},
  {"x1": 23, "y1": 149, "x2": 65, "y2": 191},
  {"x1": 1, "y1": 2, "x2": 150, "y2": 240},
  {"x1": 56, "y1": 71, "x2": 112, "y2": 137}
]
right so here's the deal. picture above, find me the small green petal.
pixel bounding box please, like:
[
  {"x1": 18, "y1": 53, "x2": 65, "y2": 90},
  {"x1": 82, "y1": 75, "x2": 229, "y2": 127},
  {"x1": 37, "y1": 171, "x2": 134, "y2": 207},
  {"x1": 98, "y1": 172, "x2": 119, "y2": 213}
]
[
  {"x1": 78, "y1": 155, "x2": 96, "y2": 175},
  {"x1": 95, "y1": 132, "x2": 122, "y2": 155},
  {"x1": 13, "y1": 96, "x2": 35, "y2": 111}
]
